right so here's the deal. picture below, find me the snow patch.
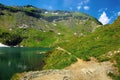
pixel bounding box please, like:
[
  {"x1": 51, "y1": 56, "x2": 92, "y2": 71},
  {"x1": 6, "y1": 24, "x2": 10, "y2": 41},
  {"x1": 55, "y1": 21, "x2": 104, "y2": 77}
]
[{"x1": 0, "y1": 43, "x2": 9, "y2": 47}]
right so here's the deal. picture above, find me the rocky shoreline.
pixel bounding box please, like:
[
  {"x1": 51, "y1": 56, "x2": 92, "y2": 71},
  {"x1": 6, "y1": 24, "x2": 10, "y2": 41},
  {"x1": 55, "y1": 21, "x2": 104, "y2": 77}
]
[
  {"x1": 21, "y1": 70, "x2": 73, "y2": 80},
  {"x1": 19, "y1": 59, "x2": 117, "y2": 80}
]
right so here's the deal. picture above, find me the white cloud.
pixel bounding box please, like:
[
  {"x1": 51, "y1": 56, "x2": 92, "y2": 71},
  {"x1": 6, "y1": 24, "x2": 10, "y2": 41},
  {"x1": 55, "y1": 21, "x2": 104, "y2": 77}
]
[
  {"x1": 84, "y1": 6, "x2": 90, "y2": 10},
  {"x1": 118, "y1": 11, "x2": 120, "y2": 16},
  {"x1": 84, "y1": 0, "x2": 90, "y2": 4},
  {"x1": 77, "y1": 6, "x2": 81, "y2": 10},
  {"x1": 48, "y1": 6, "x2": 53, "y2": 10},
  {"x1": 77, "y1": 0, "x2": 90, "y2": 10},
  {"x1": 98, "y1": 8, "x2": 107, "y2": 12},
  {"x1": 98, "y1": 12, "x2": 110, "y2": 25},
  {"x1": 78, "y1": 0, "x2": 90, "y2": 6}
]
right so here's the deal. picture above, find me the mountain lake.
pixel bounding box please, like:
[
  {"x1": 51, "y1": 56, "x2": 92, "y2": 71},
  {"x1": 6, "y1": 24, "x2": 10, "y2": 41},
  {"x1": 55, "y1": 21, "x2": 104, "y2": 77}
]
[{"x1": 0, "y1": 47, "x2": 51, "y2": 80}]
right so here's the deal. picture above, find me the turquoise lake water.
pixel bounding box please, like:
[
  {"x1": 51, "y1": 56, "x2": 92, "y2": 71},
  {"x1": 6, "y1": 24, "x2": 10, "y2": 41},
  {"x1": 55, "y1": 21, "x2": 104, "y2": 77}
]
[{"x1": 0, "y1": 47, "x2": 51, "y2": 80}]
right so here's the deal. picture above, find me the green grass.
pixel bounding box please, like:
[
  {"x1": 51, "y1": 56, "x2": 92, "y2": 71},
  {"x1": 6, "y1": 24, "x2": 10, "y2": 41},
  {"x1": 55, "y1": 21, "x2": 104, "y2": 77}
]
[
  {"x1": 58, "y1": 16, "x2": 120, "y2": 60},
  {"x1": 54, "y1": 16, "x2": 120, "y2": 80},
  {"x1": 43, "y1": 49, "x2": 77, "y2": 69},
  {"x1": 110, "y1": 53, "x2": 120, "y2": 80}
]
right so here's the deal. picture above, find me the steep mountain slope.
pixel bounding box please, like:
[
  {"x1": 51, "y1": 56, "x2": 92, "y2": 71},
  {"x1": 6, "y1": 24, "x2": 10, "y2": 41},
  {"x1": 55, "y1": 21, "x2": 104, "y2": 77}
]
[{"x1": 0, "y1": 3, "x2": 101, "y2": 47}]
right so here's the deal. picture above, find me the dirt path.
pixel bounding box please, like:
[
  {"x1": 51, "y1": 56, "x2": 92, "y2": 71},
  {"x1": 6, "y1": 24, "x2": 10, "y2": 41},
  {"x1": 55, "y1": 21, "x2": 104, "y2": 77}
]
[
  {"x1": 56, "y1": 46, "x2": 71, "y2": 55},
  {"x1": 21, "y1": 58, "x2": 115, "y2": 80},
  {"x1": 21, "y1": 47, "x2": 116, "y2": 80},
  {"x1": 64, "y1": 58, "x2": 114, "y2": 80}
]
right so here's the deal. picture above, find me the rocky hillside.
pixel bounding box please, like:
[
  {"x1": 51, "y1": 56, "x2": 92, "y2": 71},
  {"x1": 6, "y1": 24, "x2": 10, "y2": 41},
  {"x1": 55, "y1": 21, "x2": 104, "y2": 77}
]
[{"x1": 0, "y1": 3, "x2": 101, "y2": 47}]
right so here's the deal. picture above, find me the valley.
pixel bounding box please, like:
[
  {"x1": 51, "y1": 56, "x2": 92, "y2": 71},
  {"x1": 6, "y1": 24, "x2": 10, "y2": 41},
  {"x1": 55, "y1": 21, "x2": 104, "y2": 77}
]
[{"x1": 0, "y1": 3, "x2": 120, "y2": 80}]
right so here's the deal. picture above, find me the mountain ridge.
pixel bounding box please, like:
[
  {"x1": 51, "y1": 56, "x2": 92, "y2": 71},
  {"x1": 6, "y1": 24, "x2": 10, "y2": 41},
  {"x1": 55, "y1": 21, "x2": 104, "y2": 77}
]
[{"x1": 0, "y1": 3, "x2": 102, "y2": 47}]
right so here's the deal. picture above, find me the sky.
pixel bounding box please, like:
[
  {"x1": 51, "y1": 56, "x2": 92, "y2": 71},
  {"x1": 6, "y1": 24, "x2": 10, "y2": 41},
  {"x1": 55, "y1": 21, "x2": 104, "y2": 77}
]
[{"x1": 0, "y1": 0, "x2": 120, "y2": 25}]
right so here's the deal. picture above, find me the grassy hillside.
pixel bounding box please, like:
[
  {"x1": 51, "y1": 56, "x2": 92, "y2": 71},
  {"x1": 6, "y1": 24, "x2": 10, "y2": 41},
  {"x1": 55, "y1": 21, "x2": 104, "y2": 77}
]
[
  {"x1": 49, "y1": 16, "x2": 120, "y2": 79},
  {"x1": 62, "y1": 16, "x2": 120, "y2": 59},
  {"x1": 0, "y1": 3, "x2": 101, "y2": 47}
]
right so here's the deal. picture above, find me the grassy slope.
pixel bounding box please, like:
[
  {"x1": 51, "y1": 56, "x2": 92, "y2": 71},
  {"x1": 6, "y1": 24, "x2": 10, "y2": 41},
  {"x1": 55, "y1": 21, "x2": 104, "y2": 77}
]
[
  {"x1": 43, "y1": 49, "x2": 77, "y2": 69},
  {"x1": 56, "y1": 16, "x2": 120, "y2": 58},
  {"x1": 0, "y1": 4, "x2": 101, "y2": 47},
  {"x1": 39, "y1": 16, "x2": 120, "y2": 80},
  {"x1": 54, "y1": 16, "x2": 120, "y2": 79},
  {"x1": 40, "y1": 16, "x2": 120, "y2": 72}
]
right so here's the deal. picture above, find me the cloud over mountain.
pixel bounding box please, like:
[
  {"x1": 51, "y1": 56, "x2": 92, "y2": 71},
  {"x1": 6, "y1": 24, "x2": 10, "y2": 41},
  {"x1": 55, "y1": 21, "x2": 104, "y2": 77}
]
[
  {"x1": 118, "y1": 11, "x2": 120, "y2": 16},
  {"x1": 99, "y1": 12, "x2": 110, "y2": 25}
]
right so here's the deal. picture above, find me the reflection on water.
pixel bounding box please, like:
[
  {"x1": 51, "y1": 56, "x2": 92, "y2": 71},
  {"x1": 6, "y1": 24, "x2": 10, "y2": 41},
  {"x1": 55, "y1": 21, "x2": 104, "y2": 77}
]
[{"x1": 0, "y1": 47, "x2": 50, "y2": 80}]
